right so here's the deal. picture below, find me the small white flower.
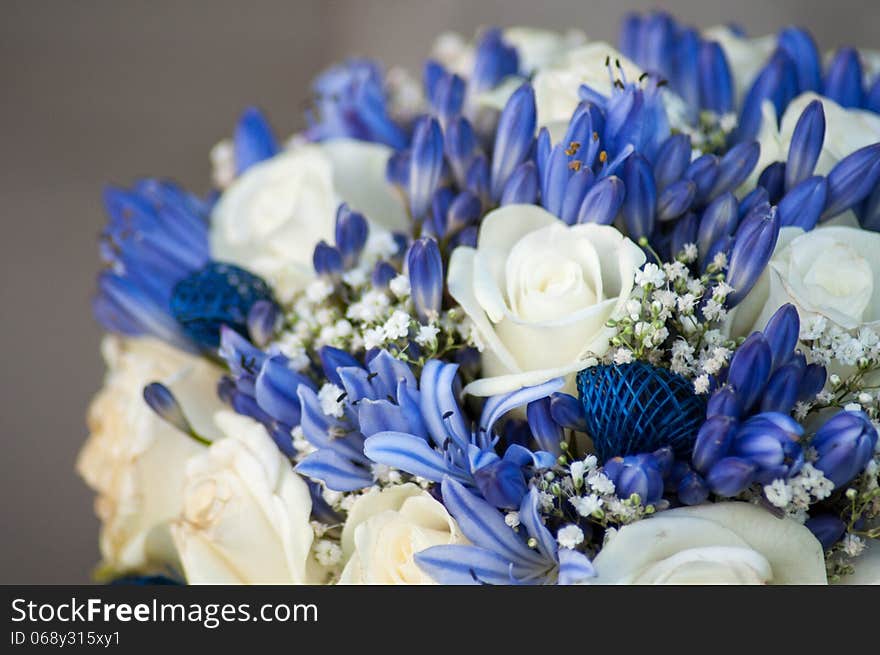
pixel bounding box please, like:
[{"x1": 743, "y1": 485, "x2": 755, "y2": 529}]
[
  {"x1": 342, "y1": 267, "x2": 368, "y2": 288},
  {"x1": 693, "y1": 374, "x2": 710, "y2": 394},
  {"x1": 587, "y1": 470, "x2": 615, "y2": 495},
  {"x1": 556, "y1": 524, "x2": 584, "y2": 549},
  {"x1": 801, "y1": 315, "x2": 828, "y2": 340},
  {"x1": 314, "y1": 539, "x2": 343, "y2": 567},
  {"x1": 389, "y1": 274, "x2": 411, "y2": 298},
  {"x1": 842, "y1": 533, "x2": 866, "y2": 557},
  {"x1": 635, "y1": 263, "x2": 666, "y2": 288},
  {"x1": 306, "y1": 278, "x2": 335, "y2": 303},
  {"x1": 382, "y1": 310, "x2": 412, "y2": 341},
  {"x1": 365, "y1": 230, "x2": 399, "y2": 260},
  {"x1": 711, "y1": 251, "x2": 728, "y2": 270},
  {"x1": 415, "y1": 323, "x2": 440, "y2": 347},
  {"x1": 764, "y1": 479, "x2": 793, "y2": 508},
  {"x1": 569, "y1": 493, "x2": 603, "y2": 517},
  {"x1": 504, "y1": 511, "x2": 521, "y2": 528},
  {"x1": 613, "y1": 348, "x2": 634, "y2": 365},
  {"x1": 681, "y1": 243, "x2": 698, "y2": 263},
  {"x1": 318, "y1": 383, "x2": 345, "y2": 418}
]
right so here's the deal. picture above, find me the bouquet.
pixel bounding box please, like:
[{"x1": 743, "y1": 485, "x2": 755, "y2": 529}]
[{"x1": 79, "y1": 11, "x2": 880, "y2": 585}]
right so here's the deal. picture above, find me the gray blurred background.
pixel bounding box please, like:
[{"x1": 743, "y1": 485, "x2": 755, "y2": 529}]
[{"x1": 2, "y1": 0, "x2": 879, "y2": 583}]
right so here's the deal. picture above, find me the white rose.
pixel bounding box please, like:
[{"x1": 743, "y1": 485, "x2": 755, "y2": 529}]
[
  {"x1": 171, "y1": 411, "x2": 318, "y2": 584},
  {"x1": 703, "y1": 26, "x2": 775, "y2": 107},
  {"x1": 339, "y1": 484, "x2": 466, "y2": 584},
  {"x1": 592, "y1": 502, "x2": 827, "y2": 584},
  {"x1": 209, "y1": 139, "x2": 408, "y2": 302},
  {"x1": 731, "y1": 225, "x2": 880, "y2": 337},
  {"x1": 447, "y1": 204, "x2": 646, "y2": 396},
  {"x1": 77, "y1": 336, "x2": 225, "y2": 574},
  {"x1": 747, "y1": 92, "x2": 880, "y2": 191}
]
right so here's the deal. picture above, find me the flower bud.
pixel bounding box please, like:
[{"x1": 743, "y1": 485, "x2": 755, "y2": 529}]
[
  {"x1": 407, "y1": 237, "x2": 444, "y2": 322},
  {"x1": 813, "y1": 409, "x2": 879, "y2": 488}
]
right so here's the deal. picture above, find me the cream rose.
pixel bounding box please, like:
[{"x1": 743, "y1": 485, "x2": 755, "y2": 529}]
[
  {"x1": 731, "y1": 225, "x2": 880, "y2": 337},
  {"x1": 171, "y1": 411, "x2": 318, "y2": 584},
  {"x1": 703, "y1": 26, "x2": 775, "y2": 107},
  {"x1": 592, "y1": 502, "x2": 827, "y2": 584},
  {"x1": 77, "y1": 336, "x2": 225, "y2": 574},
  {"x1": 339, "y1": 484, "x2": 466, "y2": 584},
  {"x1": 209, "y1": 139, "x2": 408, "y2": 302},
  {"x1": 747, "y1": 92, "x2": 880, "y2": 191},
  {"x1": 447, "y1": 204, "x2": 646, "y2": 396}
]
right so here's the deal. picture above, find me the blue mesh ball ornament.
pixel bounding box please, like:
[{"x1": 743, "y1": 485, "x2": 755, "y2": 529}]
[
  {"x1": 577, "y1": 362, "x2": 707, "y2": 463},
  {"x1": 170, "y1": 261, "x2": 277, "y2": 351}
]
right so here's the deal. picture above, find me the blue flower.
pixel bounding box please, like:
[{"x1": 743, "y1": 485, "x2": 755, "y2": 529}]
[
  {"x1": 94, "y1": 180, "x2": 211, "y2": 350},
  {"x1": 414, "y1": 478, "x2": 595, "y2": 585},
  {"x1": 306, "y1": 59, "x2": 407, "y2": 149},
  {"x1": 812, "y1": 409, "x2": 878, "y2": 488}
]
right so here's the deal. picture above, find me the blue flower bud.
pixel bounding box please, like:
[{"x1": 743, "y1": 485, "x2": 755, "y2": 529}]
[
  {"x1": 550, "y1": 392, "x2": 589, "y2": 433},
  {"x1": 777, "y1": 175, "x2": 828, "y2": 230},
  {"x1": 706, "y1": 386, "x2": 742, "y2": 419},
  {"x1": 711, "y1": 142, "x2": 761, "y2": 198},
  {"x1": 657, "y1": 179, "x2": 696, "y2": 221},
  {"x1": 470, "y1": 27, "x2": 519, "y2": 94},
  {"x1": 386, "y1": 150, "x2": 410, "y2": 188},
  {"x1": 698, "y1": 41, "x2": 734, "y2": 113},
  {"x1": 821, "y1": 143, "x2": 880, "y2": 220},
  {"x1": 824, "y1": 47, "x2": 864, "y2": 109},
  {"x1": 335, "y1": 204, "x2": 368, "y2": 268},
  {"x1": 577, "y1": 176, "x2": 624, "y2": 225},
  {"x1": 465, "y1": 154, "x2": 490, "y2": 206},
  {"x1": 491, "y1": 84, "x2": 536, "y2": 201},
  {"x1": 693, "y1": 415, "x2": 738, "y2": 474},
  {"x1": 234, "y1": 106, "x2": 278, "y2": 175},
  {"x1": 255, "y1": 356, "x2": 313, "y2": 428},
  {"x1": 736, "y1": 52, "x2": 797, "y2": 142},
  {"x1": 500, "y1": 161, "x2": 539, "y2": 205},
  {"x1": 706, "y1": 456, "x2": 757, "y2": 496},
  {"x1": 785, "y1": 100, "x2": 825, "y2": 190},
  {"x1": 444, "y1": 116, "x2": 478, "y2": 187},
  {"x1": 407, "y1": 237, "x2": 444, "y2": 322},
  {"x1": 798, "y1": 363, "x2": 827, "y2": 402},
  {"x1": 426, "y1": 68, "x2": 465, "y2": 125},
  {"x1": 622, "y1": 154, "x2": 657, "y2": 240},
  {"x1": 319, "y1": 346, "x2": 363, "y2": 388},
  {"x1": 727, "y1": 333, "x2": 772, "y2": 413},
  {"x1": 526, "y1": 397, "x2": 564, "y2": 455},
  {"x1": 654, "y1": 134, "x2": 692, "y2": 191},
  {"x1": 762, "y1": 303, "x2": 800, "y2": 371},
  {"x1": 778, "y1": 27, "x2": 822, "y2": 94},
  {"x1": 758, "y1": 161, "x2": 787, "y2": 205},
  {"x1": 668, "y1": 212, "x2": 698, "y2": 260},
  {"x1": 697, "y1": 192, "x2": 738, "y2": 263},
  {"x1": 541, "y1": 145, "x2": 570, "y2": 218},
  {"x1": 685, "y1": 154, "x2": 720, "y2": 206},
  {"x1": 473, "y1": 458, "x2": 528, "y2": 509},
  {"x1": 804, "y1": 514, "x2": 846, "y2": 550},
  {"x1": 813, "y1": 409, "x2": 878, "y2": 488},
  {"x1": 734, "y1": 412, "x2": 803, "y2": 470},
  {"x1": 868, "y1": 75, "x2": 880, "y2": 114},
  {"x1": 313, "y1": 241, "x2": 343, "y2": 277},
  {"x1": 739, "y1": 187, "x2": 769, "y2": 219},
  {"x1": 603, "y1": 455, "x2": 665, "y2": 505},
  {"x1": 678, "y1": 470, "x2": 710, "y2": 505},
  {"x1": 371, "y1": 261, "x2": 398, "y2": 289},
  {"x1": 726, "y1": 206, "x2": 780, "y2": 307},
  {"x1": 247, "y1": 300, "x2": 280, "y2": 348},
  {"x1": 143, "y1": 382, "x2": 193, "y2": 436},
  {"x1": 409, "y1": 117, "x2": 445, "y2": 219}
]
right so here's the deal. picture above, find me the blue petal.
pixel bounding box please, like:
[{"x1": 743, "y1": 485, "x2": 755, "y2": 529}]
[
  {"x1": 785, "y1": 99, "x2": 825, "y2": 190},
  {"x1": 415, "y1": 545, "x2": 517, "y2": 585},
  {"x1": 518, "y1": 488, "x2": 556, "y2": 562},
  {"x1": 491, "y1": 84, "x2": 536, "y2": 201},
  {"x1": 821, "y1": 143, "x2": 880, "y2": 220},
  {"x1": 441, "y1": 477, "x2": 545, "y2": 567},
  {"x1": 557, "y1": 548, "x2": 596, "y2": 585},
  {"x1": 234, "y1": 107, "x2": 278, "y2": 175},
  {"x1": 295, "y1": 450, "x2": 372, "y2": 492},
  {"x1": 777, "y1": 175, "x2": 827, "y2": 230},
  {"x1": 480, "y1": 377, "x2": 565, "y2": 437},
  {"x1": 622, "y1": 154, "x2": 656, "y2": 239},
  {"x1": 364, "y1": 432, "x2": 457, "y2": 482}
]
